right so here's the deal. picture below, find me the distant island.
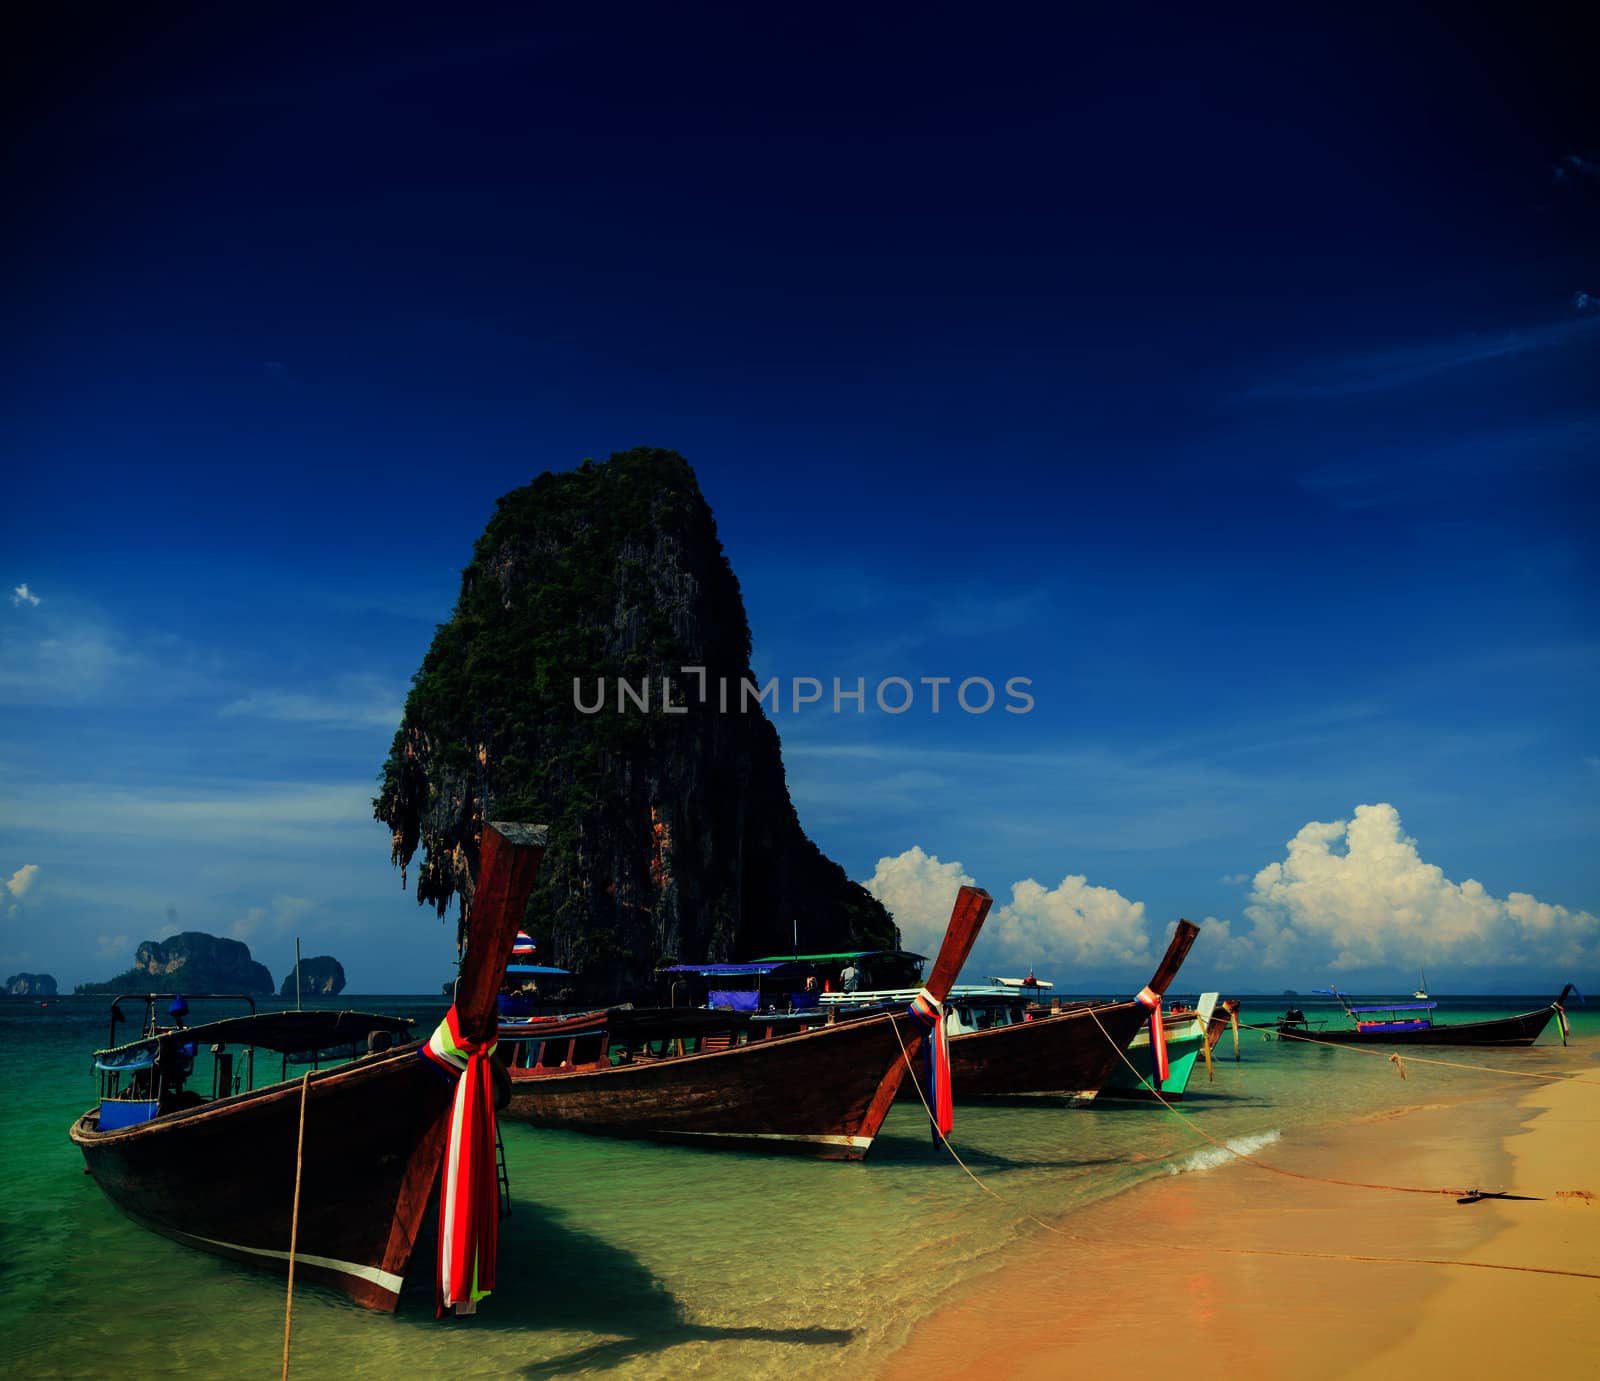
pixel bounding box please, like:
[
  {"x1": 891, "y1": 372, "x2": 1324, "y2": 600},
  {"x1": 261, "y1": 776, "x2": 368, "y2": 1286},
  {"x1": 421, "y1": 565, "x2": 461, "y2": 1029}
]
[
  {"x1": 280, "y1": 955, "x2": 346, "y2": 997},
  {"x1": 76, "y1": 932, "x2": 274, "y2": 995},
  {"x1": 6, "y1": 972, "x2": 58, "y2": 997}
]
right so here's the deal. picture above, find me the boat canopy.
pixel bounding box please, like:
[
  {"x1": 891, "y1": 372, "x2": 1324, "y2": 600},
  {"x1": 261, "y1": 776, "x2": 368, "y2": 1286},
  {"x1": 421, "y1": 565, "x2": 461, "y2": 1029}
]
[
  {"x1": 92, "y1": 1010, "x2": 416, "y2": 1064},
  {"x1": 747, "y1": 949, "x2": 928, "y2": 965},
  {"x1": 500, "y1": 1006, "x2": 754, "y2": 1043},
  {"x1": 95, "y1": 1046, "x2": 157, "y2": 1072},
  {"x1": 1347, "y1": 1001, "x2": 1436, "y2": 1013},
  {"x1": 505, "y1": 964, "x2": 572, "y2": 976},
  {"x1": 659, "y1": 960, "x2": 813, "y2": 977}
]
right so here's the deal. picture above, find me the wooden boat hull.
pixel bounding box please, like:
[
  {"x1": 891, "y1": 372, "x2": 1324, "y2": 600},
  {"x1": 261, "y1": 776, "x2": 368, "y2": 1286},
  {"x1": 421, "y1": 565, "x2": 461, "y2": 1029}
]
[
  {"x1": 66, "y1": 819, "x2": 549, "y2": 1312},
  {"x1": 506, "y1": 1009, "x2": 929, "y2": 1159},
  {"x1": 937, "y1": 919, "x2": 1205, "y2": 1102},
  {"x1": 938, "y1": 1002, "x2": 1150, "y2": 1101},
  {"x1": 70, "y1": 1045, "x2": 449, "y2": 1310},
  {"x1": 505, "y1": 883, "x2": 993, "y2": 1158},
  {"x1": 1278, "y1": 1004, "x2": 1561, "y2": 1047}
]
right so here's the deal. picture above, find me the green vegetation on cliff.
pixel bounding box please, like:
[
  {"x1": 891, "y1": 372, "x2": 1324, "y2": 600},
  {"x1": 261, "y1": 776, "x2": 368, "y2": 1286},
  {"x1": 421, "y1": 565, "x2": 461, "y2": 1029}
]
[{"x1": 376, "y1": 447, "x2": 895, "y2": 999}]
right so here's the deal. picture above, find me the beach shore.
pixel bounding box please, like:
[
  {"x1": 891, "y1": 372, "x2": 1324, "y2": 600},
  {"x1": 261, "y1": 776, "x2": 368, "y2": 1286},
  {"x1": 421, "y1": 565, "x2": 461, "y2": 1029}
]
[{"x1": 876, "y1": 1044, "x2": 1599, "y2": 1380}]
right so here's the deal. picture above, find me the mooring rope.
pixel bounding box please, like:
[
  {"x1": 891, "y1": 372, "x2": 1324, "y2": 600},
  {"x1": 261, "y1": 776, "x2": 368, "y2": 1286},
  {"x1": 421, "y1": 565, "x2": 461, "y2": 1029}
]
[
  {"x1": 1082, "y1": 1007, "x2": 1470, "y2": 1196},
  {"x1": 281, "y1": 1072, "x2": 310, "y2": 1381},
  {"x1": 887, "y1": 1011, "x2": 1600, "y2": 1283}
]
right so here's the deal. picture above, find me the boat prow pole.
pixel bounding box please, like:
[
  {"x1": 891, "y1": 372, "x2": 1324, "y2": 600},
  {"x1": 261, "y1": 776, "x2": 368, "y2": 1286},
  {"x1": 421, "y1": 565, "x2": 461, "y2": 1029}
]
[
  {"x1": 1145, "y1": 918, "x2": 1201, "y2": 997},
  {"x1": 454, "y1": 823, "x2": 550, "y2": 1041},
  {"x1": 923, "y1": 886, "x2": 994, "y2": 1001}
]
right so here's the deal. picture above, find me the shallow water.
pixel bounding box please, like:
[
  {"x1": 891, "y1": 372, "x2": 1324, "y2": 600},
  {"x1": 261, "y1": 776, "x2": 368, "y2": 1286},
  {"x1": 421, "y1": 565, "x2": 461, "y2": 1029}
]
[{"x1": 2, "y1": 993, "x2": 1591, "y2": 1378}]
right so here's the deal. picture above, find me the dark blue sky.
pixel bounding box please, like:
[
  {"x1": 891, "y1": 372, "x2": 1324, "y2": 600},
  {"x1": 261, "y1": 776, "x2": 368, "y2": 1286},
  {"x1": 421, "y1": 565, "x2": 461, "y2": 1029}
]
[{"x1": 3, "y1": 6, "x2": 1595, "y2": 992}]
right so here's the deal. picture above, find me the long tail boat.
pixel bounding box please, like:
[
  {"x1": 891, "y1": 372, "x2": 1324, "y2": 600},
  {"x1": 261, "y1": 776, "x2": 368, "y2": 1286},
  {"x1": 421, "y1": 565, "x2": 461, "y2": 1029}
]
[
  {"x1": 904, "y1": 920, "x2": 1201, "y2": 1102},
  {"x1": 1101, "y1": 992, "x2": 1218, "y2": 1100},
  {"x1": 1274, "y1": 985, "x2": 1577, "y2": 1047},
  {"x1": 496, "y1": 885, "x2": 993, "y2": 1158},
  {"x1": 69, "y1": 820, "x2": 547, "y2": 1311}
]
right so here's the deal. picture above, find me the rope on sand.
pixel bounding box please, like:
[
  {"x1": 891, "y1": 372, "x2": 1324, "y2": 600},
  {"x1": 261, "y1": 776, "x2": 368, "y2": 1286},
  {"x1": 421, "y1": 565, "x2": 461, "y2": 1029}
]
[{"x1": 888, "y1": 1011, "x2": 1600, "y2": 1284}]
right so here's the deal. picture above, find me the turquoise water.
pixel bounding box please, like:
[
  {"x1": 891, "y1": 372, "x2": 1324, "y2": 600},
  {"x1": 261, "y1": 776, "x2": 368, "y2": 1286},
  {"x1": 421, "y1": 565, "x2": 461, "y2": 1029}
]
[{"x1": 2, "y1": 993, "x2": 1593, "y2": 1378}]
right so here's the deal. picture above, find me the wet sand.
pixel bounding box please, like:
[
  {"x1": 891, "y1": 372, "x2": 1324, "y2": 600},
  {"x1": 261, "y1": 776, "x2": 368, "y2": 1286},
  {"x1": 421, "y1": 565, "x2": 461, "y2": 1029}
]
[{"x1": 876, "y1": 1047, "x2": 1599, "y2": 1380}]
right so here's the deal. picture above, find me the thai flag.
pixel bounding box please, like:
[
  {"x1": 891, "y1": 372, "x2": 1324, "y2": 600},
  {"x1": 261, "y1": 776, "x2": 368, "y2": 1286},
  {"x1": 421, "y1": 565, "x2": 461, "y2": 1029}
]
[{"x1": 510, "y1": 932, "x2": 537, "y2": 957}]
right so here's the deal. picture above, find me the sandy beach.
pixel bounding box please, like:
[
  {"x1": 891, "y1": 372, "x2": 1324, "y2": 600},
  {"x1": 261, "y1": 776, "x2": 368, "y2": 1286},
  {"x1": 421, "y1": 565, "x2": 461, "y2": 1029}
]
[{"x1": 877, "y1": 1042, "x2": 1600, "y2": 1380}]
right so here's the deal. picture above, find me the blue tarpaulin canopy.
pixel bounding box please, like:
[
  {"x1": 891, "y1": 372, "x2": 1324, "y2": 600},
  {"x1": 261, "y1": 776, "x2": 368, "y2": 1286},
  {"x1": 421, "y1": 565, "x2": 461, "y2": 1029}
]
[
  {"x1": 95, "y1": 1047, "x2": 156, "y2": 1072},
  {"x1": 659, "y1": 961, "x2": 811, "y2": 977},
  {"x1": 1348, "y1": 1001, "x2": 1436, "y2": 1013},
  {"x1": 748, "y1": 950, "x2": 927, "y2": 965},
  {"x1": 505, "y1": 964, "x2": 571, "y2": 976}
]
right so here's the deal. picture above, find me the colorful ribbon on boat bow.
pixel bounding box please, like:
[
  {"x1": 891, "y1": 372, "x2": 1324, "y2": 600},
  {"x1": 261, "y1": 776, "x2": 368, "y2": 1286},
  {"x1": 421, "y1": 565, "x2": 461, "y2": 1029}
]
[
  {"x1": 1134, "y1": 986, "x2": 1170, "y2": 1085},
  {"x1": 906, "y1": 988, "x2": 953, "y2": 1142},
  {"x1": 419, "y1": 1005, "x2": 500, "y2": 1316},
  {"x1": 1554, "y1": 1002, "x2": 1569, "y2": 1046}
]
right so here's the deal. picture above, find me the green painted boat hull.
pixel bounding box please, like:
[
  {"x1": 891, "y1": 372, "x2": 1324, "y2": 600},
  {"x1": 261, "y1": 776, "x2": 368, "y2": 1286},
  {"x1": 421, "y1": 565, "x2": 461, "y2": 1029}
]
[{"x1": 1100, "y1": 1031, "x2": 1205, "y2": 1100}]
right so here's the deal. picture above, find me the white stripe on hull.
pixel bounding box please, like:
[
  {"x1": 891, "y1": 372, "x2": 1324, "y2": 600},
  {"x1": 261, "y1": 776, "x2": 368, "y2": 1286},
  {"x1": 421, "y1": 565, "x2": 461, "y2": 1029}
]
[
  {"x1": 176, "y1": 1230, "x2": 404, "y2": 1297},
  {"x1": 668, "y1": 1130, "x2": 873, "y2": 1149}
]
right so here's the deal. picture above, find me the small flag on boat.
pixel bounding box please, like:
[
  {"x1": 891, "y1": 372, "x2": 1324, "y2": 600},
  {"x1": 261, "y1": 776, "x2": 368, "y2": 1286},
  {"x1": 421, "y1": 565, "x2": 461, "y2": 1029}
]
[
  {"x1": 1134, "y1": 986, "x2": 1169, "y2": 1085},
  {"x1": 420, "y1": 1006, "x2": 501, "y2": 1316},
  {"x1": 906, "y1": 988, "x2": 953, "y2": 1142},
  {"x1": 510, "y1": 932, "x2": 537, "y2": 957}
]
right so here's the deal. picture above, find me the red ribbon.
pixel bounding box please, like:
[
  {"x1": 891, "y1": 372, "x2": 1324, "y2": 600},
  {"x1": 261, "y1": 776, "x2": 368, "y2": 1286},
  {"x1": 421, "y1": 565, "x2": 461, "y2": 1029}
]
[
  {"x1": 422, "y1": 1006, "x2": 500, "y2": 1316},
  {"x1": 907, "y1": 989, "x2": 953, "y2": 1141},
  {"x1": 1134, "y1": 986, "x2": 1170, "y2": 1084}
]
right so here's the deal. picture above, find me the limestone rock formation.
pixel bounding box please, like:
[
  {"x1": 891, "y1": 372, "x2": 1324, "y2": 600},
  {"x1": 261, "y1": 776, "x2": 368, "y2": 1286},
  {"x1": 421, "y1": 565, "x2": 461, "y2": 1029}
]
[
  {"x1": 77, "y1": 932, "x2": 275, "y2": 995},
  {"x1": 279, "y1": 955, "x2": 346, "y2": 997},
  {"x1": 376, "y1": 447, "x2": 895, "y2": 1000},
  {"x1": 5, "y1": 972, "x2": 58, "y2": 997}
]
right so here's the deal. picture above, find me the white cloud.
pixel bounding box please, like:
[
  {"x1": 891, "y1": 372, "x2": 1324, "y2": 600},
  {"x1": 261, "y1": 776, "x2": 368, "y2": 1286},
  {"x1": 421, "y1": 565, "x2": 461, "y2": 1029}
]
[
  {"x1": 0, "y1": 781, "x2": 375, "y2": 847},
  {"x1": 990, "y1": 874, "x2": 1152, "y2": 973},
  {"x1": 11, "y1": 584, "x2": 41, "y2": 607},
  {"x1": 0, "y1": 618, "x2": 134, "y2": 702},
  {"x1": 0, "y1": 598, "x2": 223, "y2": 707},
  {"x1": 1249, "y1": 314, "x2": 1600, "y2": 400},
  {"x1": 862, "y1": 846, "x2": 1154, "y2": 978},
  {"x1": 219, "y1": 677, "x2": 404, "y2": 729},
  {"x1": 861, "y1": 846, "x2": 977, "y2": 958},
  {"x1": 1243, "y1": 803, "x2": 1600, "y2": 975},
  {"x1": 229, "y1": 895, "x2": 314, "y2": 943},
  {"x1": 95, "y1": 934, "x2": 135, "y2": 962},
  {"x1": 6, "y1": 864, "x2": 39, "y2": 899}
]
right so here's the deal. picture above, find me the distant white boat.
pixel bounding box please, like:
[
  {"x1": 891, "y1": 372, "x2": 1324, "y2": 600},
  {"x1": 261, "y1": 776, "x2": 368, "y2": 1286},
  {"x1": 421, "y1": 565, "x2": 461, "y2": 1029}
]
[
  {"x1": 1413, "y1": 967, "x2": 1429, "y2": 1001},
  {"x1": 990, "y1": 973, "x2": 1054, "y2": 990}
]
